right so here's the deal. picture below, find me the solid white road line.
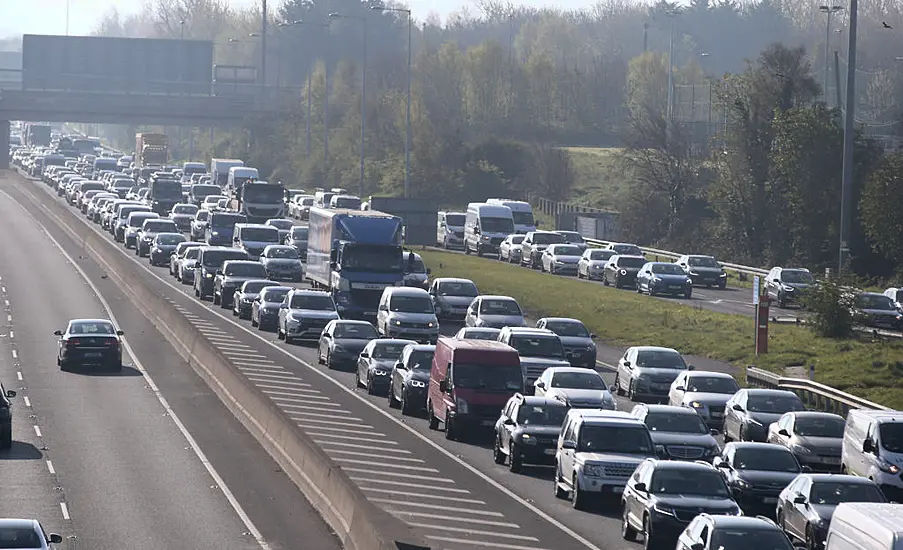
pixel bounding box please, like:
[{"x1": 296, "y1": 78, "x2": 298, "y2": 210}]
[
  {"x1": 426, "y1": 535, "x2": 545, "y2": 550},
  {"x1": 389, "y1": 511, "x2": 517, "y2": 528},
  {"x1": 414, "y1": 524, "x2": 536, "y2": 540},
  {"x1": 362, "y1": 487, "x2": 484, "y2": 504},
  {"x1": 370, "y1": 499, "x2": 503, "y2": 517},
  {"x1": 351, "y1": 477, "x2": 471, "y2": 494}
]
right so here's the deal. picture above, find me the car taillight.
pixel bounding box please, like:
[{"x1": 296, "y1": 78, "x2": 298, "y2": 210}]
[
  {"x1": 104, "y1": 339, "x2": 118, "y2": 347},
  {"x1": 67, "y1": 338, "x2": 81, "y2": 347}
]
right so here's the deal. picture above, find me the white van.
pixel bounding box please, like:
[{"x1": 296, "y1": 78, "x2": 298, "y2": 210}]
[
  {"x1": 437, "y1": 211, "x2": 466, "y2": 249},
  {"x1": 825, "y1": 502, "x2": 903, "y2": 550},
  {"x1": 486, "y1": 198, "x2": 536, "y2": 234},
  {"x1": 227, "y1": 166, "x2": 259, "y2": 196},
  {"x1": 464, "y1": 203, "x2": 515, "y2": 257},
  {"x1": 842, "y1": 409, "x2": 903, "y2": 500}
]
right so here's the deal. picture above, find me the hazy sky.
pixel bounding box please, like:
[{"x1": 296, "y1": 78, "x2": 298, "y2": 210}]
[{"x1": 0, "y1": 0, "x2": 595, "y2": 38}]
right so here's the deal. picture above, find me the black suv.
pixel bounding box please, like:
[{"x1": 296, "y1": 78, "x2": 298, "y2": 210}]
[
  {"x1": 714, "y1": 442, "x2": 806, "y2": 517},
  {"x1": 621, "y1": 459, "x2": 741, "y2": 548},
  {"x1": 1, "y1": 382, "x2": 17, "y2": 450},
  {"x1": 723, "y1": 388, "x2": 804, "y2": 443},
  {"x1": 493, "y1": 394, "x2": 568, "y2": 473}
]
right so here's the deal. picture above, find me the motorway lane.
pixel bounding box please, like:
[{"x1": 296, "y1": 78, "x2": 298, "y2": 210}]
[
  {"x1": 0, "y1": 176, "x2": 340, "y2": 550},
  {"x1": 7, "y1": 173, "x2": 702, "y2": 550}
]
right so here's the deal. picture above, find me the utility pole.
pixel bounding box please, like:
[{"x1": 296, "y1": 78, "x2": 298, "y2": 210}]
[
  {"x1": 643, "y1": 22, "x2": 648, "y2": 53},
  {"x1": 665, "y1": 10, "x2": 679, "y2": 122},
  {"x1": 838, "y1": 0, "x2": 858, "y2": 273},
  {"x1": 819, "y1": 5, "x2": 843, "y2": 102},
  {"x1": 260, "y1": 0, "x2": 268, "y2": 89}
]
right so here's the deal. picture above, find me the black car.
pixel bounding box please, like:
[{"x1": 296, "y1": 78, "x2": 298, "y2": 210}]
[
  {"x1": 55, "y1": 318, "x2": 124, "y2": 371},
  {"x1": 492, "y1": 394, "x2": 568, "y2": 472},
  {"x1": 777, "y1": 473, "x2": 885, "y2": 549},
  {"x1": 853, "y1": 292, "x2": 903, "y2": 331},
  {"x1": 766, "y1": 411, "x2": 845, "y2": 473},
  {"x1": 387, "y1": 344, "x2": 436, "y2": 414},
  {"x1": 213, "y1": 260, "x2": 268, "y2": 309},
  {"x1": 675, "y1": 255, "x2": 728, "y2": 289},
  {"x1": 675, "y1": 514, "x2": 796, "y2": 550},
  {"x1": 622, "y1": 459, "x2": 742, "y2": 548},
  {"x1": 232, "y1": 279, "x2": 278, "y2": 320},
  {"x1": 724, "y1": 389, "x2": 805, "y2": 443},
  {"x1": 0, "y1": 382, "x2": 16, "y2": 450},
  {"x1": 535, "y1": 317, "x2": 597, "y2": 368},
  {"x1": 317, "y1": 320, "x2": 379, "y2": 370},
  {"x1": 631, "y1": 404, "x2": 721, "y2": 461},
  {"x1": 356, "y1": 338, "x2": 417, "y2": 397},
  {"x1": 149, "y1": 232, "x2": 187, "y2": 266},
  {"x1": 714, "y1": 442, "x2": 806, "y2": 517},
  {"x1": 602, "y1": 254, "x2": 647, "y2": 288},
  {"x1": 251, "y1": 286, "x2": 292, "y2": 331}
]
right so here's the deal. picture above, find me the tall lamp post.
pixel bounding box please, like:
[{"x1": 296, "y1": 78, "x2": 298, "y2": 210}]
[
  {"x1": 819, "y1": 5, "x2": 843, "y2": 102},
  {"x1": 838, "y1": 0, "x2": 858, "y2": 273},
  {"x1": 372, "y1": 6, "x2": 412, "y2": 197},
  {"x1": 664, "y1": 7, "x2": 681, "y2": 122},
  {"x1": 329, "y1": 13, "x2": 368, "y2": 199}
]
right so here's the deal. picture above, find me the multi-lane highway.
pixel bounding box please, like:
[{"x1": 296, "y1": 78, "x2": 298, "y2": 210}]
[
  {"x1": 0, "y1": 173, "x2": 340, "y2": 550},
  {"x1": 4, "y1": 167, "x2": 743, "y2": 550}
]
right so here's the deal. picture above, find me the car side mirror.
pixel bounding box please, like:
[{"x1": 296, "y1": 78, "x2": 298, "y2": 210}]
[
  {"x1": 426, "y1": 268, "x2": 432, "y2": 275},
  {"x1": 732, "y1": 404, "x2": 744, "y2": 411},
  {"x1": 778, "y1": 428, "x2": 790, "y2": 437},
  {"x1": 49, "y1": 534, "x2": 63, "y2": 545},
  {"x1": 562, "y1": 440, "x2": 577, "y2": 450},
  {"x1": 710, "y1": 428, "x2": 720, "y2": 436},
  {"x1": 634, "y1": 482, "x2": 647, "y2": 493},
  {"x1": 690, "y1": 543, "x2": 704, "y2": 550},
  {"x1": 330, "y1": 261, "x2": 338, "y2": 270},
  {"x1": 688, "y1": 365, "x2": 695, "y2": 371},
  {"x1": 359, "y1": 352, "x2": 369, "y2": 358},
  {"x1": 233, "y1": 237, "x2": 239, "y2": 242},
  {"x1": 395, "y1": 361, "x2": 405, "y2": 370},
  {"x1": 504, "y1": 418, "x2": 515, "y2": 425},
  {"x1": 116, "y1": 330, "x2": 124, "y2": 336},
  {"x1": 5, "y1": 389, "x2": 15, "y2": 398},
  {"x1": 863, "y1": 438, "x2": 876, "y2": 453},
  {"x1": 623, "y1": 361, "x2": 631, "y2": 367},
  {"x1": 322, "y1": 333, "x2": 331, "y2": 339},
  {"x1": 715, "y1": 459, "x2": 731, "y2": 469},
  {"x1": 379, "y1": 305, "x2": 388, "y2": 311},
  {"x1": 675, "y1": 386, "x2": 686, "y2": 391},
  {"x1": 609, "y1": 385, "x2": 618, "y2": 393},
  {"x1": 280, "y1": 303, "x2": 288, "y2": 309},
  {"x1": 439, "y1": 379, "x2": 448, "y2": 393},
  {"x1": 590, "y1": 333, "x2": 597, "y2": 339},
  {"x1": 793, "y1": 494, "x2": 807, "y2": 505},
  {"x1": 535, "y1": 380, "x2": 545, "y2": 389},
  {"x1": 772, "y1": 278, "x2": 780, "y2": 283},
  {"x1": 215, "y1": 270, "x2": 223, "y2": 276},
  {"x1": 53, "y1": 329, "x2": 63, "y2": 336},
  {"x1": 801, "y1": 465, "x2": 813, "y2": 473}
]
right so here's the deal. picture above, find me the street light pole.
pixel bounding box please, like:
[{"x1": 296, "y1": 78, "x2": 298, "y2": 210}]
[
  {"x1": 839, "y1": 0, "x2": 858, "y2": 273},
  {"x1": 260, "y1": 0, "x2": 268, "y2": 88},
  {"x1": 329, "y1": 14, "x2": 368, "y2": 198},
  {"x1": 819, "y1": 5, "x2": 843, "y2": 101}
]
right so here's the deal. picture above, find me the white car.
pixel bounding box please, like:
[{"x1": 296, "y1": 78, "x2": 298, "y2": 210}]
[
  {"x1": 576, "y1": 249, "x2": 615, "y2": 280},
  {"x1": 533, "y1": 366, "x2": 616, "y2": 410},
  {"x1": 540, "y1": 244, "x2": 583, "y2": 275},
  {"x1": 0, "y1": 518, "x2": 63, "y2": 549},
  {"x1": 497, "y1": 234, "x2": 525, "y2": 263}
]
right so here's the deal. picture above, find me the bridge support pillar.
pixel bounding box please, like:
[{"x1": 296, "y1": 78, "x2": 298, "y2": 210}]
[{"x1": 0, "y1": 120, "x2": 8, "y2": 169}]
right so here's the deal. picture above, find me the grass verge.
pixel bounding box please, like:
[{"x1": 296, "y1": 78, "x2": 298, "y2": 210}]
[{"x1": 421, "y1": 250, "x2": 903, "y2": 409}]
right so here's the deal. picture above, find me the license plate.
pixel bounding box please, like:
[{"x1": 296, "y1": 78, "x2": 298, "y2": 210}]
[
  {"x1": 84, "y1": 352, "x2": 102, "y2": 358},
  {"x1": 544, "y1": 448, "x2": 556, "y2": 455},
  {"x1": 481, "y1": 420, "x2": 495, "y2": 427},
  {"x1": 762, "y1": 497, "x2": 778, "y2": 504}
]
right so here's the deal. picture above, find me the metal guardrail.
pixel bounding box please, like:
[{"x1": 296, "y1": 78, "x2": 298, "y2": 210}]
[{"x1": 745, "y1": 365, "x2": 890, "y2": 416}]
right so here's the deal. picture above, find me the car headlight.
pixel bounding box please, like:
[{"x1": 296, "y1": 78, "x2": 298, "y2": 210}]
[
  {"x1": 704, "y1": 445, "x2": 720, "y2": 456},
  {"x1": 689, "y1": 271, "x2": 699, "y2": 276},
  {"x1": 409, "y1": 380, "x2": 426, "y2": 388},
  {"x1": 652, "y1": 503, "x2": 676, "y2": 516},
  {"x1": 205, "y1": 273, "x2": 213, "y2": 278},
  {"x1": 652, "y1": 277, "x2": 662, "y2": 283},
  {"x1": 393, "y1": 319, "x2": 402, "y2": 326},
  {"x1": 655, "y1": 444, "x2": 666, "y2": 454},
  {"x1": 734, "y1": 478, "x2": 751, "y2": 489},
  {"x1": 719, "y1": 272, "x2": 727, "y2": 278},
  {"x1": 690, "y1": 401, "x2": 705, "y2": 409},
  {"x1": 427, "y1": 322, "x2": 435, "y2": 328},
  {"x1": 519, "y1": 433, "x2": 538, "y2": 445},
  {"x1": 877, "y1": 457, "x2": 900, "y2": 474},
  {"x1": 373, "y1": 369, "x2": 388, "y2": 376},
  {"x1": 455, "y1": 397, "x2": 469, "y2": 414},
  {"x1": 782, "y1": 285, "x2": 794, "y2": 292},
  {"x1": 791, "y1": 444, "x2": 812, "y2": 454},
  {"x1": 583, "y1": 463, "x2": 604, "y2": 477},
  {"x1": 620, "y1": 269, "x2": 627, "y2": 276},
  {"x1": 728, "y1": 506, "x2": 743, "y2": 516},
  {"x1": 481, "y1": 235, "x2": 490, "y2": 241}
]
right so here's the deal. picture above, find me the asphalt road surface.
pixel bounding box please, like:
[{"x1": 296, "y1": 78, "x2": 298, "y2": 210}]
[
  {"x1": 7, "y1": 169, "x2": 739, "y2": 550},
  {"x1": 0, "y1": 172, "x2": 340, "y2": 550}
]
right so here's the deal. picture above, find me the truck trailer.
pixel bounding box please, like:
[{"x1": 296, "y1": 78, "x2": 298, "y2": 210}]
[{"x1": 135, "y1": 133, "x2": 168, "y2": 168}]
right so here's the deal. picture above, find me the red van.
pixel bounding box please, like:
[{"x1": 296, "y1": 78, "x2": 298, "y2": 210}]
[{"x1": 427, "y1": 337, "x2": 523, "y2": 440}]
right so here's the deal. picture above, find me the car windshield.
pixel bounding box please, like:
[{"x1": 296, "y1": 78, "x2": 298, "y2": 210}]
[
  {"x1": 635, "y1": 350, "x2": 686, "y2": 369},
  {"x1": 290, "y1": 227, "x2": 308, "y2": 239},
  {"x1": 651, "y1": 264, "x2": 685, "y2": 275},
  {"x1": 481, "y1": 217, "x2": 515, "y2": 233},
  {"x1": 173, "y1": 205, "x2": 198, "y2": 215},
  {"x1": 69, "y1": 321, "x2": 115, "y2": 335},
  {"x1": 264, "y1": 247, "x2": 300, "y2": 259},
  {"x1": 709, "y1": 529, "x2": 793, "y2": 549},
  {"x1": 204, "y1": 196, "x2": 226, "y2": 205},
  {"x1": 810, "y1": 481, "x2": 886, "y2": 505},
  {"x1": 688, "y1": 256, "x2": 719, "y2": 268},
  {"x1": 224, "y1": 263, "x2": 267, "y2": 277},
  {"x1": 407, "y1": 350, "x2": 435, "y2": 370},
  {"x1": 578, "y1": 425, "x2": 654, "y2": 453},
  {"x1": 144, "y1": 221, "x2": 177, "y2": 232},
  {"x1": 552, "y1": 245, "x2": 583, "y2": 256},
  {"x1": 512, "y1": 211, "x2": 534, "y2": 225},
  {"x1": 614, "y1": 244, "x2": 643, "y2": 255},
  {"x1": 196, "y1": 211, "x2": 209, "y2": 221},
  {"x1": 241, "y1": 281, "x2": 273, "y2": 294},
  {"x1": 618, "y1": 257, "x2": 647, "y2": 268},
  {"x1": 533, "y1": 233, "x2": 565, "y2": 245},
  {"x1": 193, "y1": 185, "x2": 220, "y2": 197},
  {"x1": 733, "y1": 448, "x2": 800, "y2": 472},
  {"x1": 241, "y1": 228, "x2": 280, "y2": 242},
  {"x1": 856, "y1": 294, "x2": 896, "y2": 310},
  {"x1": 747, "y1": 394, "x2": 804, "y2": 413},
  {"x1": 390, "y1": 295, "x2": 434, "y2": 314},
  {"x1": 129, "y1": 215, "x2": 156, "y2": 227},
  {"x1": 405, "y1": 258, "x2": 426, "y2": 274},
  {"x1": 480, "y1": 299, "x2": 521, "y2": 316},
  {"x1": 543, "y1": 320, "x2": 590, "y2": 338},
  {"x1": 202, "y1": 251, "x2": 248, "y2": 268},
  {"x1": 558, "y1": 232, "x2": 584, "y2": 243},
  {"x1": 290, "y1": 294, "x2": 335, "y2": 311},
  {"x1": 588, "y1": 250, "x2": 614, "y2": 261},
  {"x1": 794, "y1": 416, "x2": 845, "y2": 438},
  {"x1": 267, "y1": 219, "x2": 294, "y2": 230},
  {"x1": 452, "y1": 363, "x2": 522, "y2": 391},
  {"x1": 210, "y1": 214, "x2": 246, "y2": 228},
  {"x1": 461, "y1": 329, "x2": 500, "y2": 340},
  {"x1": 261, "y1": 289, "x2": 289, "y2": 303},
  {"x1": 244, "y1": 185, "x2": 286, "y2": 202},
  {"x1": 113, "y1": 181, "x2": 132, "y2": 189},
  {"x1": 0, "y1": 527, "x2": 42, "y2": 548},
  {"x1": 517, "y1": 404, "x2": 568, "y2": 426},
  {"x1": 445, "y1": 214, "x2": 466, "y2": 226},
  {"x1": 880, "y1": 422, "x2": 903, "y2": 453},
  {"x1": 645, "y1": 412, "x2": 709, "y2": 434},
  {"x1": 650, "y1": 468, "x2": 730, "y2": 497},
  {"x1": 342, "y1": 245, "x2": 403, "y2": 273},
  {"x1": 155, "y1": 234, "x2": 185, "y2": 245},
  {"x1": 687, "y1": 376, "x2": 740, "y2": 394},
  {"x1": 437, "y1": 281, "x2": 478, "y2": 297},
  {"x1": 372, "y1": 343, "x2": 411, "y2": 360},
  {"x1": 511, "y1": 336, "x2": 563, "y2": 358},
  {"x1": 551, "y1": 371, "x2": 605, "y2": 389},
  {"x1": 508, "y1": 235, "x2": 525, "y2": 244},
  {"x1": 183, "y1": 248, "x2": 200, "y2": 260},
  {"x1": 781, "y1": 270, "x2": 814, "y2": 284},
  {"x1": 321, "y1": 321, "x2": 375, "y2": 340},
  {"x1": 333, "y1": 197, "x2": 362, "y2": 209}
]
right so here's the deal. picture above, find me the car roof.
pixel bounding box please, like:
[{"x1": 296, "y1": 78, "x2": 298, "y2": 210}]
[
  {"x1": 613, "y1": 254, "x2": 646, "y2": 260},
  {"x1": 504, "y1": 327, "x2": 554, "y2": 335},
  {"x1": 434, "y1": 277, "x2": 474, "y2": 284},
  {"x1": 858, "y1": 291, "x2": 885, "y2": 298},
  {"x1": 260, "y1": 285, "x2": 292, "y2": 293},
  {"x1": 240, "y1": 279, "x2": 276, "y2": 287},
  {"x1": 223, "y1": 260, "x2": 264, "y2": 266},
  {"x1": 799, "y1": 473, "x2": 877, "y2": 484},
  {"x1": 518, "y1": 395, "x2": 568, "y2": 406},
  {"x1": 404, "y1": 343, "x2": 436, "y2": 352},
  {"x1": 153, "y1": 232, "x2": 184, "y2": 238},
  {"x1": 0, "y1": 518, "x2": 40, "y2": 530},
  {"x1": 236, "y1": 223, "x2": 273, "y2": 229},
  {"x1": 726, "y1": 442, "x2": 791, "y2": 451},
  {"x1": 547, "y1": 366, "x2": 600, "y2": 375},
  {"x1": 630, "y1": 346, "x2": 680, "y2": 353},
  {"x1": 569, "y1": 410, "x2": 640, "y2": 424},
  {"x1": 638, "y1": 404, "x2": 698, "y2": 415},
  {"x1": 370, "y1": 338, "x2": 418, "y2": 346},
  {"x1": 335, "y1": 320, "x2": 375, "y2": 326},
  {"x1": 704, "y1": 514, "x2": 780, "y2": 529},
  {"x1": 479, "y1": 295, "x2": 517, "y2": 301},
  {"x1": 790, "y1": 411, "x2": 844, "y2": 420},
  {"x1": 69, "y1": 318, "x2": 114, "y2": 325},
  {"x1": 687, "y1": 370, "x2": 734, "y2": 379},
  {"x1": 745, "y1": 388, "x2": 799, "y2": 397},
  {"x1": 538, "y1": 317, "x2": 585, "y2": 325},
  {"x1": 461, "y1": 327, "x2": 499, "y2": 333},
  {"x1": 290, "y1": 289, "x2": 330, "y2": 296},
  {"x1": 648, "y1": 458, "x2": 715, "y2": 471},
  {"x1": 387, "y1": 287, "x2": 429, "y2": 297}
]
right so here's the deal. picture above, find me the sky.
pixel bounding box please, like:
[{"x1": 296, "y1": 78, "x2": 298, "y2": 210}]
[{"x1": 0, "y1": 0, "x2": 596, "y2": 38}]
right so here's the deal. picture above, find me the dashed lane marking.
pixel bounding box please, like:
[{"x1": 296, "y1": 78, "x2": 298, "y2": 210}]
[
  {"x1": 290, "y1": 410, "x2": 362, "y2": 421},
  {"x1": 16, "y1": 371, "x2": 22, "y2": 380},
  {"x1": 341, "y1": 468, "x2": 455, "y2": 483},
  {"x1": 281, "y1": 403, "x2": 353, "y2": 414},
  {"x1": 427, "y1": 535, "x2": 546, "y2": 550},
  {"x1": 59, "y1": 503, "x2": 70, "y2": 520},
  {"x1": 363, "y1": 488, "x2": 484, "y2": 504},
  {"x1": 418, "y1": 525, "x2": 538, "y2": 541},
  {"x1": 371, "y1": 499, "x2": 505, "y2": 517},
  {"x1": 306, "y1": 432, "x2": 394, "y2": 445},
  {"x1": 23, "y1": 396, "x2": 30, "y2": 407},
  {"x1": 326, "y1": 449, "x2": 425, "y2": 463},
  {"x1": 270, "y1": 396, "x2": 342, "y2": 407},
  {"x1": 291, "y1": 417, "x2": 374, "y2": 429},
  {"x1": 316, "y1": 440, "x2": 411, "y2": 453},
  {"x1": 33, "y1": 425, "x2": 42, "y2": 438},
  {"x1": 389, "y1": 511, "x2": 518, "y2": 528},
  {"x1": 352, "y1": 477, "x2": 472, "y2": 493},
  {"x1": 258, "y1": 385, "x2": 322, "y2": 395},
  {"x1": 334, "y1": 459, "x2": 439, "y2": 473},
  {"x1": 46, "y1": 460, "x2": 55, "y2": 474}
]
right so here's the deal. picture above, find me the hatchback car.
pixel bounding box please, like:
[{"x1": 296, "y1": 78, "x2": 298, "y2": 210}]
[
  {"x1": 464, "y1": 295, "x2": 526, "y2": 329},
  {"x1": 535, "y1": 317, "x2": 596, "y2": 368},
  {"x1": 630, "y1": 404, "x2": 720, "y2": 461},
  {"x1": 498, "y1": 234, "x2": 525, "y2": 263},
  {"x1": 493, "y1": 394, "x2": 569, "y2": 472},
  {"x1": 259, "y1": 245, "x2": 304, "y2": 282},
  {"x1": 853, "y1": 292, "x2": 903, "y2": 330},
  {"x1": 675, "y1": 514, "x2": 795, "y2": 550},
  {"x1": 453, "y1": 327, "x2": 501, "y2": 340},
  {"x1": 636, "y1": 261, "x2": 693, "y2": 298},
  {"x1": 576, "y1": 248, "x2": 615, "y2": 280},
  {"x1": 55, "y1": 318, "x2": 124, "y2": 371},
  {"x1": 0, "y1": 519, "x2": 63, "y2": 549},
  {"x1": 540, "y1": 244, "x2": 583, "y2": 275},
  {"x1": 148, "y1": 232, "x2": 187, "y2": 266},
  {"x1": 723, "y1": 389, "x2": 805, "y2": 443},
  {"x1": 356, "y1": 338, "x2": 417, "y2": 397},
  {"x1": 429, "y1": 278, "x2": 479, "y2": 320},
  {"x1": 668, "y1": 370, "x2": 740, "y2": 430},
  {"x1": 675, "y1": 254, "x2": 728, "y2": 289},
  {"x1": 602, "y1": 255, "x2": 647, "y2": 288},
  {"x1": 614, "y1": 346, "x2": 691, "y2": 402},
  {"x1": 278, "y1": 290, "x2": 340, "y2": 343},
  {"x1": 250, "y1": 286, "x2": 292, "y2": 331},
  {"x1": 714, "y1": 442, "x2": 805, "y2": 517},
  {"x1": 231, "y1": 279, "x2": 278, "y2": 320},
  {"x1": 766, "y1": 411, "x2": 846, "y2": 472},
  {"x1": 317, "y1": 320, "x2": 379, "y2": 370},
  {"x1": 387, "y1": 343, "x2": 435, "y2": 413}
]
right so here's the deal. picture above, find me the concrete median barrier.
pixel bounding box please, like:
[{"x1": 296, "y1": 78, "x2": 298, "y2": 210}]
[{"x1": 8, "y1": 171, "x2": 429, "y2": 550}]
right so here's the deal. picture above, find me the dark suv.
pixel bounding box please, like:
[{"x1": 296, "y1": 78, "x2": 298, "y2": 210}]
[
  {"x1": 493, "y1": 394, "x2": 568, "y2": 473},
  {"x1": 714, "y1": 442, "x2": 806, "y2": 517},
  {"x1": 621, "y1": 459, "x2": 741, "y2": 548},
  {"x1": 194, "y1": 247, "x2": 249, "y2": 301},
  {"x1": 1, "y1": 382, "x2": 16, "y2": 450},
  {"x1": 213, "y1": 260, "x2": 269, "y2": 309}
]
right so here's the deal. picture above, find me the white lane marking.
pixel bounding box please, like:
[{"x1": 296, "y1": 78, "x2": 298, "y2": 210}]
[
  {"x1": 213, "y1": 342, "x2": 254, "y2": 350},
  {"x1": 292, "y1": 417, "x2": 374, "y2": 429},
  {"x1": 289, "y1": 410, "x2": 362, "y2": 421},
  {"x1": 33, "y1": 425, "x2": 42, "y2": 437},
  {"x1": 16, "y1": 371, "x2": 22, "y2": 380},
  {"x1": 363, "y1": 487, "x2": 484, "y2": 504},
  {"x1": 327, "y1": 449, "x2": 424, "y2": 463},
  {"x1": 341, "y1": 467, "x2": 454, "y2": 483},
  {"x1": 8, "y1": 330, "x2": 13, "y2": 338},
  {"x1": 6, "y1": 314, "x2": 11, "y2": 322},
  {"x1": 231, "y1": 359, "x2": 277, "y2": 366},
  {"x1": 12, "y1": 349, "x2": 18, "y2": 360},
  {"x1": 244, "y1": 372, "x2": 309, "y2": 383},
  {"x1": 306, "y1": 432, "x2": 394, "y2": 444},
  {"x1": 59, "y1": 502, "x2": 70, "y2": 520},
  {"x1": 238, "y1": 367, "x2": 294, "y2": 375},
  {"x1": 46, "y1": 460, "x2": 55, "y2": 474},
  {"x1": 315, "y1": 440, "x2": 410, "y2": 453},
  {"x1": 21, "y1": 184, "x2": 601, "y2": 550},
  {"x1": 334, "y1": 458, "x2": 438, "y2": 473},
  {"x1": 23, "y1": 396, "x2": 30, "y2": 407},
  {"x1": 281, "y1": 403, "x2": 353, "y2": 414},
  {"x1": 220, "y1": 350, "x2": 268, "y2": 358},
  {"x1": 4, "y1": 299, "x2": 8, "y2": 306},
  {"x1": 258, "y1": 386, "x2": 324, "y2": 396},
  {"x1": 427, "y1": 535, "x2": 545, "y2": 550},
  {"x1": 389, "y1": 511, "x2": 517, "y2": 528},
  {"x1": 246, "y1": 377, "x2": 311, "y2": 389},
  {"x1": 416, "y1": 524, "x2": 536, "y2": 540},
  {"x1": 13, "y1": 203, "x2": 272, "y2": 550},
  {"x1": 351, "y1": 477, "x2": 471, "y2": 493},
  {"x1": 270, "y1": 396, "x2": 342, "y2": 407},
  {"x1": 371, "y1": 499, "x2": 504, "y2": 517}
]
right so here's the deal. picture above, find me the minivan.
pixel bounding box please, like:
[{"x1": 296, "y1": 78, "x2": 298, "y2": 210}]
[
  {"x1": 825, "y1": 502, "x2": 903, "y2": 550},
  {"x1": 437, "y1": 211, "x2": 466, "y2": 249},
  {"x1": 232, "y1": 223, "x2": 280, "y2": 258},
  {"x1": 427, "y1": 337, "x2": 523, "y2": 440},
  {"x1": 206, "y1": 212, "x2": 247, "y2": 246},
  {"x1": 377, "y1": 287, "x2": 440, "y2": 344},
  {"x1": 842, "y1": 409, "x2": 903, "y2": 501},
  {"x1": 464, "y1": 203, "x2": 515, "y2": 257}
]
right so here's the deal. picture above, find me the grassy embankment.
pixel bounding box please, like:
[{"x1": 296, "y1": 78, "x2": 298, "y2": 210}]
[{"x1": 421, "y1": 249, "x2": 903, "y2": 409}]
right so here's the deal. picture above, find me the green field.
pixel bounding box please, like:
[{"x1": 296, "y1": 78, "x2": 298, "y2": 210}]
[
  {"x1": 561, "y1": 147, "x2": 627, "y2": 209},
  {"x1": 422, "y1": 249, "x2": 903, "y2": 409}
]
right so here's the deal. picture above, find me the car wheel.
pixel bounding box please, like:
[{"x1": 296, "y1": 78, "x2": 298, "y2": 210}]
[
  {"x1": 806, "y1": 524, "x2": 818, "y2": 550},
  {"x1": 232, "y1": 304, "x2": 239, "y2": 316},
  {"x1": 602, "y1": 276, "x2": 609, "y2": 286},
  {"x1": 643, "y1": 515, "x2": 657, "y2": 550},
  {"x1": 554, "y1": 464, "x2": 569, "y2": 499},
  {"x1": 684, "y1": 289, "x2": 692, "y2": 299},
  {"x1": 427, "y1": 400, "x2": 440, "y2": 429},
  {"x1": 628, "y1": 379, "x2": 637, "y2": 401},
  {"x1": 508, "y1": 443, "x2": 522, "y2": 473},
  {"x1": 325, "y1": 350, "x2": 333, "y2": 369},
  {"x1": 388, "y1": 386, "x2": 400, "y2": 408},
  {"x1": 739, "y1": 424, "x2": 748, "y2": 441},
  {"x1": 213, "y1": 292, "x2": 220, "y2": 305},
  {"x1": 571, "y1": 473, "x2": 588, "y2": 511},
  {"x1": 621, "y1": 506, "x2": 638, "y2": 541},
  {"x1": 493, "y1": 437, "x2": 506, "y2": 464},
  {"x1": 614, "y1": 373, "x2": 626, "y2": 396},
  {"x1": 445, "y1": 415, "x2": 457, "y2": 441},
  {"x1": 718, "y1": 280, "x2": 727, "y2": 290},
  {"x1": 400, "y1": 390, "x2": 415, "y2": 416},
  {"x1": 317, "y1": 346, "x2": 325, "y2": 364}
]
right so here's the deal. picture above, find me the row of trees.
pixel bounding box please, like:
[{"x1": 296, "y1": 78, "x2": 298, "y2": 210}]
[{"x1": 87, "y1": 0, "x2": 903, "y2": 277}]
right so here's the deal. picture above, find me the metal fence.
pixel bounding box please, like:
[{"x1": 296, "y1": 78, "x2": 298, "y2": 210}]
[{"x1": 745, "y1": 365, "x2": 889, "y2": 417}]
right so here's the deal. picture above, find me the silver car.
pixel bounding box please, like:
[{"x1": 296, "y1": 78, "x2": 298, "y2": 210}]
[
  {"x1": 464, "y1": 295, "x2": 526, "y2": 329},
  {"x1": 277, "y1": 289, "x2": 340, "y2": 344},
  {"x1": 259, "y1": 245, "x2": 304, "y2": 282},
  {"x1": 498, "y1": 234, "x2": 525, "y2": 263},
  {"x1": 576, "y1": 249, "x2": 615, "y2": 280},
  {"x1": 0, "y1": 518, "x2": 63, "y2": 549},
  {"x1": 667, "y1": 370, "x2": 740, "y2": 430}
]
